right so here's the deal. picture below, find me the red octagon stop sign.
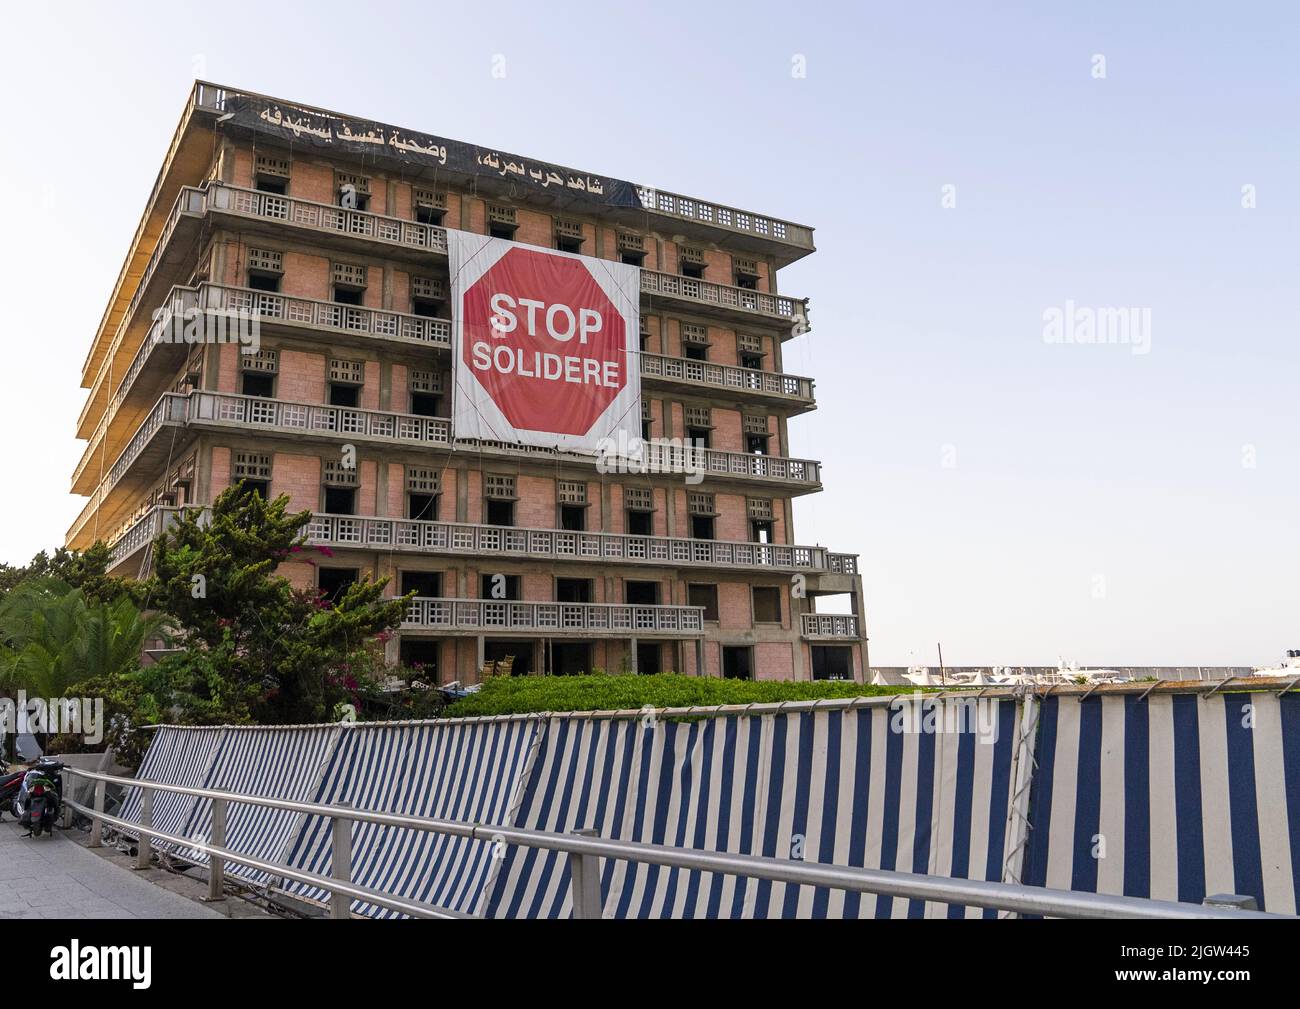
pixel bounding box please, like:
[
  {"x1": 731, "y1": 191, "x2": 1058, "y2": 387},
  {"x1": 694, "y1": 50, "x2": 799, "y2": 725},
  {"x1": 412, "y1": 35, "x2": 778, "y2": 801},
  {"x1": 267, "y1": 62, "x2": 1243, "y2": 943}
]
[{"x1": 461, "y1": 246, "x2": 628, "y2": 437}]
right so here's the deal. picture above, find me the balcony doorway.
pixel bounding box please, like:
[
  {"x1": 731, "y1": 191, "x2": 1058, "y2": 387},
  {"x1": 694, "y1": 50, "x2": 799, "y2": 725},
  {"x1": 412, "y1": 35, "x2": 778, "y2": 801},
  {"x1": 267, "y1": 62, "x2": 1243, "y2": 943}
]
[
  {"x1": 550, "y1": 641, "x2": 591, "y2": 676},
  {"x1": 485, "y1": 639, "x2": 532, "y2": 677},
  {"x1": 636, "y1": 641, "x2": 662, "y2": 675}
]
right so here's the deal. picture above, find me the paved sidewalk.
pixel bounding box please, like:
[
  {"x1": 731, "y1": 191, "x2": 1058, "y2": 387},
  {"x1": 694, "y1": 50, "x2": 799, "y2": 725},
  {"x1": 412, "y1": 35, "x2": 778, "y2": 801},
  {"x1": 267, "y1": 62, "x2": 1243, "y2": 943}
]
[{"x1": 0, "y1": 818, "x2": 225, "y2": 919}]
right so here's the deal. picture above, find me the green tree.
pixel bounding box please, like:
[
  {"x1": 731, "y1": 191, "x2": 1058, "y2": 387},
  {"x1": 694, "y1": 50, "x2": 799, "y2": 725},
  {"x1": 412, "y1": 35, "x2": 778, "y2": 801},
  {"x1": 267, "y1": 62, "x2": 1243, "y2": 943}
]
[
  {"x1": 0, "y1": 580, "x2": 167, "y2": 697},
  {"x1": 146, "y1": 485, "x2": 410, "y2": 723},
  {"x1": 0, "y1": 543, "x2": 141, "y2": 608}
]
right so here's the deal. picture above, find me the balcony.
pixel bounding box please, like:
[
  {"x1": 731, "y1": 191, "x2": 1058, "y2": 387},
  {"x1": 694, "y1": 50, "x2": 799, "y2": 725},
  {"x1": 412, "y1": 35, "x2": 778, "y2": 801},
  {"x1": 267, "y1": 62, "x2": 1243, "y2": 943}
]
[
  {"x1": 633, "y1": 186, "x2": 813, "y2": 252},
  {"x1": 109, "y1": 506, "x2": 859, "y2": 582},
  {"x1": 203, "y1": 181, "x2": 809, "y2": 327},
  {"x1": 190, "y1": 83, "x2": 813, "y2": 261},
  {"x1": 153, "y1": 391, "x2": 822, "y2": 488},
  {"x1": 639, "y1": 352, "x2": 814, "y2": 411},
  {"x1": 187, "y1": 391, "x2": 452, "y2": 445},
  {"x1": 401, "y1": 598, "x2": 706, "y2": 637},
  {"x1": 639, "y1": 270, "x2": 804, "y2": 328},
  {"x1": 208, "y1": 183, "x2": 447, "y2": 257},
  {"x1": 800, "y1": 613, "x2": 862, "y2": 639},
  {"x1": 307, "y1": 514, "x2": 857, "y2": 574}
]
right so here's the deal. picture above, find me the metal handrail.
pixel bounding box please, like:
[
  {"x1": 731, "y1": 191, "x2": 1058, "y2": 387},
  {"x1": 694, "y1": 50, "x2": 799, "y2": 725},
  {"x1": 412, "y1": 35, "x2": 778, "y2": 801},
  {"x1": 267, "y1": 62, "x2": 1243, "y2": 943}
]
[{"x1": 63, "y1": 766, "x2": 1282, "y2": 920}]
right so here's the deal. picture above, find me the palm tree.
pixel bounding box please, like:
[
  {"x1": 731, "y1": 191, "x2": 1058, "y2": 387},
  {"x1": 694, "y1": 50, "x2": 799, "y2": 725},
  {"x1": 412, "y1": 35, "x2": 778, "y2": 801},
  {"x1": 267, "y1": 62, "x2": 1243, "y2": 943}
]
[{"x1": 0, "y1": 580, "x2": 168, "y2": 697}]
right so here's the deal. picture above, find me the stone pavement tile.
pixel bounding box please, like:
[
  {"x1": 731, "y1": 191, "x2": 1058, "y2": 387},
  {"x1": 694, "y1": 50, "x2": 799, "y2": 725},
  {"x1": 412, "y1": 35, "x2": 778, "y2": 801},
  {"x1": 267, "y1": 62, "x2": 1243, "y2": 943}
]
[{"x1": 0, "y1": 821, "x2": 225, "y2": 920}]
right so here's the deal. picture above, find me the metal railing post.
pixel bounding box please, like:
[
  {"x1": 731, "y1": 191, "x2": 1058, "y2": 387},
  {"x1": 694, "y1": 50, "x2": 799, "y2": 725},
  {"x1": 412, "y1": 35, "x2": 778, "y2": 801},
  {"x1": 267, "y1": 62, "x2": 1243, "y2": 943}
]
[
  {"x1": 568, "y1": 828, "x2": 602, "y2": 920},
  {"x1": 205, "y1": 797, "x2": 227, "y2": 902},
  {"x1": 88, "y1": 778, "x2": 106, "y2": 847},
  {"x1": 331, "y1": 802, "x2": 353, "y2": 919},
  {"x1": 134, "y1": 789, "x2": 153, "y2": 870}
]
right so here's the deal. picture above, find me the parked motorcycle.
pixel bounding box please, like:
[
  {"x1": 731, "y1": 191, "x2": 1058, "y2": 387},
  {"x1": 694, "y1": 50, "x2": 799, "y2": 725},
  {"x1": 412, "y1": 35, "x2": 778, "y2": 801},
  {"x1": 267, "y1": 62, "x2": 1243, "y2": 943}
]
[
  {"x1": 0, "y1": 762, "x2": 26, "y2": 821},
  {"x1": 13, "y1": 760, "x2": 64, "y2": 837}
]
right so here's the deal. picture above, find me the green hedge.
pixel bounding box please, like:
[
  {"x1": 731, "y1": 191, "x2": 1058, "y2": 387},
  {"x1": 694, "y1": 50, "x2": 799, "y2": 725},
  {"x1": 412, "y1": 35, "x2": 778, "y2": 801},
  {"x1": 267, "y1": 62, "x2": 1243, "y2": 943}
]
[{"x1": 442, "y1": 673, "x2": 916, "y2": 718}]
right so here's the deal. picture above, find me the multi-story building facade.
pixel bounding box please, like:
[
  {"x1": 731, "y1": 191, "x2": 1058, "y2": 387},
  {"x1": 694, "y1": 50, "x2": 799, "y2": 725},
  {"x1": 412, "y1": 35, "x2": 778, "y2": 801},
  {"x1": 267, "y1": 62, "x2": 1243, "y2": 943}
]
[{"x1": 69, "y1": 83, "x2": 866, "y2": 682}]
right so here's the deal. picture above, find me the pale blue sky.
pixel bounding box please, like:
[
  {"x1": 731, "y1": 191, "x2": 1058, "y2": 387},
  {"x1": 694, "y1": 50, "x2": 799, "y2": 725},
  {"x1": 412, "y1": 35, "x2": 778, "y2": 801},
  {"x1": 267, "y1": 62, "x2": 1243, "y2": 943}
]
[{"x1": 1, "y1": 1, "x2": 1295, "y2": 665}]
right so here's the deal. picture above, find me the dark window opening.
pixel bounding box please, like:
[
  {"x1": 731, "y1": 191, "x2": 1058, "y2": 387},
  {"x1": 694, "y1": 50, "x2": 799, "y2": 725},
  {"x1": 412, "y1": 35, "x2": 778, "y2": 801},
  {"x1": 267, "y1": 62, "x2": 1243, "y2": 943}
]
[
  {"x1": 415, "y1": 206, "x2": 445, "y2": 226},
  {"x1": 412, "y1": 297, "x2": 443, "y2": 318},
  {"x1": 735, "y1": 274, "x2": 758, "y2": 290},
  {"x1": 480, "y1": 574, "x2": 521, "y2": 600},
  {"x1": 556, "y1": 578, "x2": 593, "y2": 603},
  {"x1": 620, "y1": 251, "x2": 645, "y2": 267},
  {"x1": 333, "y1": 287, "x2": 363, "y2": 306},
  {"x1": 410, "y1": 392, "x2": 442, "y2": 417},
  {"x1": 329, "y1": 383, "x2": 360, "y2": 408},
  {"x1": 398, "y1": 638, "x2": 440, "y2": 677},
  {"x1": 811, "y1": 645, "x2": 854, "y2": 682},
  {"x1": 636, "y1": 642, "x2": 661, "y2": 675},
  {"x1": 550, "y1": 641, "x2": 590, "y2": 676},
  {"x1": 626, "y1": 510, "x2": 653, "y2": 536},
  {"x1": 741, "y1": 352, "x2": 763, "y2": 371},
  {"x1": 555, "y1": 235, "x2": 583, "y2": 254},
  {"x1": 723, "y1": 646, "x2": 753, "y2": 680},
  {"x1": 687, "y1": 427, "x2": 711, "y2": 449},
  {"x1": 486, "y1": 499, "x2": 514, "y2": 527},
  {"x1": 688, "y1": 583, "x2": 719, "y2": 621},
  {"x1": 255, "y1": 177, "x2": 288, "y2": 195},
  {"x1": 684, "y1": 344, "x2": 708, "y2": 362},
  {"x1": 241, "y1": 372, "x2": 275, "y2": 398},
  {"x1": 625, "y1": 580, "x2": 659, "y2": 605},
  {"x1": 489, "y1": 222, "x2": 517, "y2": 241},
  {"x1": 560, "y1": 504, "x2": 586, "y2": 531},
  {"x1": 691, "y1": 515, "x2": 715, "y2": 540},
  {"x1": 751, "y1": 519, "x2": 774, "y2": 544},
  {"x1": 680, "y1": 262, "x2": 705, "y2": 280},
  {"x1": 746, "y1": 433, "x2": 770, "y2": 455},
  {"x1": 400, "y1": 570, "x2": 442, "y2": 598},
  {"x1": 234, "y1": 478, "x2": 269, "y2": 499},
  {"x1": 753, "y1": 586, "x2": 782, "y2": 624},
  {"x1": 318, "y1": 567, "x2": 359, "y2": 604},
  {"x1": 247, "y1": 272, "x2": 280, "y2": 293},
  {"x1": 408, "y1": 492, "x2": 438, "y2": 521},
  {"x1": 323, "y1": 486, "x2": 356, "y2": 515}
]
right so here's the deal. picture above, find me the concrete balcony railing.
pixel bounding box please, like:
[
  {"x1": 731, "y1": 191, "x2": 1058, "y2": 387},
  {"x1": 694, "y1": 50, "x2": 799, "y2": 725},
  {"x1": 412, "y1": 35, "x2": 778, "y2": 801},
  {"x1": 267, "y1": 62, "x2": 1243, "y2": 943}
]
[
  {"x1": 187, "y1": 391, "x2": 453, "y2": 445},
  {"x1": 208, "y1": 283, "x2": 451, "y2": 348},
  {"x1": 203, "y1": 181, "x2": 808, "y2": 326},
  {"x1": 189, "y1": 392, "x2": 820, "y2": 486},
  {"x1": 91, "y1": 387, "x2": 822, "y2": 524},
  {"x1": 800, "y1": 613, "x2": 862, "y2": 639},
  {"x1": 634, "y1": 186, "x2": 813, "y2": 249},
  {"x1": 208, "y1": 182, "x2": 448, "y2": 254},
  {"x1": 402, "y1": 597, "x2": 706, "y2": 636},
  {"x1": 109, "y1": 506, "x2": 860, "y2": 580},
  {"x1": 307, "y1": 513, "x2": 858, "y2": 574},
  {"x1": 639, "y1": 352, "x2": 814, "y2": 407},
  {"x1": 639, "y1": 270, "x2": 804, "y2": 326}
]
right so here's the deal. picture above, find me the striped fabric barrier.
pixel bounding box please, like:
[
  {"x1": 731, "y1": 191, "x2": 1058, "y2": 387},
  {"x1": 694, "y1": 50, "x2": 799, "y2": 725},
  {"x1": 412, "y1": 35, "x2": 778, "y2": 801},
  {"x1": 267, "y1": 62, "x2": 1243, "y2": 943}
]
[
  {"x1": 1021, "y1": 692, "x2": 1300, "y2": 914},
  {"x1": 480, "y1": 698, "x2": 1022, "y2": 918},
  {"x1": 176, "y1": 725, "x2": 341, "y2": 882},
  {"x1": 118, "y1": 725, "x2": 225, "y2": 847},
  {"x1": 282, "y1": 719, "x2": 541, "y2": 917}
]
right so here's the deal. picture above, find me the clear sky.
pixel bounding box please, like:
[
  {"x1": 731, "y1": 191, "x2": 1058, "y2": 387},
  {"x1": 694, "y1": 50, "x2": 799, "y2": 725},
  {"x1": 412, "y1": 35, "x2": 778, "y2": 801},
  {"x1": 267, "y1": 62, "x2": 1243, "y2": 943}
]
[{"x1": 2, "y1": 1, "x2": 1295, "y2": 666}]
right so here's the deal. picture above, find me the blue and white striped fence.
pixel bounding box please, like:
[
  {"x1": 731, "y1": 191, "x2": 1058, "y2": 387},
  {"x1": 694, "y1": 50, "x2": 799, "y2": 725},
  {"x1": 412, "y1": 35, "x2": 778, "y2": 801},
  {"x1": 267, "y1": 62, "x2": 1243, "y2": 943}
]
[{"x1": 114, "y1": 683, "x2": 1299, "y2": 917}]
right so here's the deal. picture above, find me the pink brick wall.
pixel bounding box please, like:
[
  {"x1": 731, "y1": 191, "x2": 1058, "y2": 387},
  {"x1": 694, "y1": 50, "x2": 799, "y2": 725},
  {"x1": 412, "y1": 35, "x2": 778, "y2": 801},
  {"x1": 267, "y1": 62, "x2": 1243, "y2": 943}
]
[
  {"x1": 277, "y1": 349, "x2": 325, "y2": 403},
  {"x1": 755, "y1": 642, "x2": 794, "y2": 680},
  {"x1": 271, "y1": 454, "x2": 321, "y2": 512}
]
